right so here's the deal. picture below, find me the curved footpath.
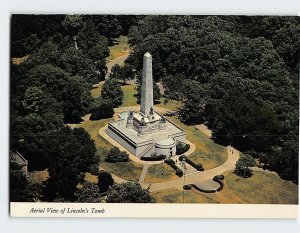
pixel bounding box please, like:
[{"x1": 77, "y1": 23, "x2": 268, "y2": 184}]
[{"x1": 141, "y1": 146, "x2": 239, "y2": 192}]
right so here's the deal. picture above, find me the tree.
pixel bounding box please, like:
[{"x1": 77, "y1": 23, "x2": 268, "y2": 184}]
[
  {"x1": 61, "y1": 15, "x2": 83, "y2": 37},
  {"x1": 106, "y1": 182, "x2": 154, "y2": 203},
  {"x1": 98, "y1": 170, "x2": 114, "y2": 193},
  {"x1": 110, "y1": 64, "x2": 135, "y2": 84},
  {"x1": 43, "y1": 127, "x2": 98, "y2": 201},
  {"x1": 61, "y1": 47, "x2": 99, "y2": 85},
  {"x1": 75, "y1": 181, "x2": 101, "y2": 203},
  {"x1": 105, "y1": 147, "x2": 129, "y2": 163},
  {"x1": 234, "y1": 154, "x2": 256, "y2": 178},
  {"x1": 10, "y1": 161, "x2": 41, "y2": 202},
  {"x1": 89, "y1": 98, "x2": 114, "y2": 120},
  {"x1": 101, "y1": 79, "x2": 123, "y2": 107}
]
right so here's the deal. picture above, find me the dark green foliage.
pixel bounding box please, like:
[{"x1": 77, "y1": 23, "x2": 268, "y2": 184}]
[
  {"x1": 165, "y1": 159, "x2": 183, "y2": 177},
  {"x1": 105, "y1": 147, "x2": 129, "y2": 163},
  {"x1": 183, "y1": 184, "x2": 192, "y2": 190},
  {"x1": 89, "y1": 98, "x2": 114, "y2": 120},
  {"x1": 75, "y1": 181, "x2": 101, "y2": 203},
  {"x1": 10, "y1": 113, "x2": 64, "y2": 170},
  {"x1": 61, "y1": 47, "x2": 100, "y2": 85},
  {"x1": 106, "y1": 182, "x2": 154, "y2": 203},
  {"x1": 179, "y1": 155, "x2": 203, "y2": 171},
  {"x1": 88, "y1": 164, "x2": 100, "y2": 176},
  {"x1": 110, "y1": 64, "x2": 135, "y2": 84},
  {"x1": 176, "y1": 141, "x2": 190, "y2": 155},
  {"x1": 175, "y1": 168, "x2": 183, "y2": 177},
  {"x1": 234, "y1": 154, "x2": 256, "y2": 178},
  {"x1": 126, "y1": 15, "x2": 298, "y2": 181},
  {"x1": 98, "y1": 170, "x2": 114, "y2": 193},
  {"x1": 101, "y1": 79, "x2": 123, "y2": 107},
  {"x1": 141, "y1": 154, "x2": 166, "y2": 161},
  {"x1": 42, "y1": 127, "x2": 98, "y2": 201},
  {"x1": 10, "y1": 161, "x2": 41, "y2": 202}
]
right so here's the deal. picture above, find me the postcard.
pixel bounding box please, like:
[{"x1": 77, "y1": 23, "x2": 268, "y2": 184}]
[{"x1": 9, "y1": 15, "x2": 299, "y2": 218}]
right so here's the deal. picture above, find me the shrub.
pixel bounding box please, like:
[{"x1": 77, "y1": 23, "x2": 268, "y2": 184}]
[
  {"x1": 88, "y1": 163, "x2": 100, "y2": 176},
  {"x1": 105, "y1": 147, "x2": 129, "y2": 163},
  {"x1": 234, "y1": 154, "x2": 255, "y2": 178},
  {"x1": 176, "y1": 141, "x2": 190, "y2": 155},
  {"x1": 98, "y1": 170, "x2": 114, "y2": 193},
  {"x1": 213, "y1": 175, "x2": 225, "y2": 181}
]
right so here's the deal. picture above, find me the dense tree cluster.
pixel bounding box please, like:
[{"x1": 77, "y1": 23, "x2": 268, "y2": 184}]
[
  {"x1": 126, "y1": 16, "x2": 299, "y2": 182},
  {"x1": 106, "y1": 182, "x2": 154, "y2": 203},
  {"x1": 10, "y1": 15, "x2": 137, "y2": 202}
]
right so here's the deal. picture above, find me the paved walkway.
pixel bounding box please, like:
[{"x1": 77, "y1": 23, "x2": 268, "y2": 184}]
[
  {"x1": 142, "y1": 146, "x2": 240, "y2": 192},
  {"x1": 139, "y1": 164, "x2": 150, "y2": 183}
]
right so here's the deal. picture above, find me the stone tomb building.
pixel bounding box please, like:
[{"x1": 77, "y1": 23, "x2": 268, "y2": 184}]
[{"x1": 107, "y1": 52, "x2": 186, "y2": 159}]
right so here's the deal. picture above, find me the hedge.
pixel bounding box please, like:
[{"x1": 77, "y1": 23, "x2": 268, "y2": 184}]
[
  {"x1": 165, "y1": 159, "x2": 183, "y2": 177},
  {"x1": 141, "y1": 154, "x2": 166, "y2": 161},
  {"x1": 183, "y1": 184, "x2": 192, "y2": 190},
  {"x1": 179, "y1": 155, "x2": 204, "y2": 171}
]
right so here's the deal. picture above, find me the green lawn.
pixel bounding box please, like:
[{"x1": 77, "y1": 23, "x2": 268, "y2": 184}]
[
  {"x1": 156, "y1": 97, "x2": 182, "y2": 111},
  {"x1": 144, "y1": 163, "x2": 178, "y2": 183},
  {"x1": 74, "y1": 119, "x2": 113, "y2": 150},
  {"x1": 169, "y1": 117, "x2": 228, "y2": 170},
  {"x1": 121, "y1": 84, "x2": 138, "y2": 107},
  {"x1": 90, "y1": 84, "x2": 103, "y2": 98},
  {"x1": 152, "y1": 188, "x2": 218, "y2": 203},
  {"x1": 222, "y1": 170, "x2": 298, "y2": 204},
  {"x1": 107, "y1": 36, "x2": 130, "y2": 62},
  {"x1": 101, "y1": 161, "x2": 143, "y2": 182}
]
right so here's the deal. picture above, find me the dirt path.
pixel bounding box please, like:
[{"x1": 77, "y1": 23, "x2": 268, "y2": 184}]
[{"x1": 105, "y1": 54, "x2": 129, "y2": 79}]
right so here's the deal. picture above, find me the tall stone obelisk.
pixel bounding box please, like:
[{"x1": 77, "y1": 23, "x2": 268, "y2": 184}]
[{"x1": 140, "y1": 52, "x2": 154, "y2": 116}]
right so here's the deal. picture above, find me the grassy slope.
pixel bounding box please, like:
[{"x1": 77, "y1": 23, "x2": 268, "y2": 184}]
[
  {"x1": 223, "y1": 170, "x2": 298, "y2": 204},
  {"x1": 152, "y1": 188, "x2": 218, "y2": 203},
  {"x1": 144, "y1": 163, "x2": 178, "y2": 183},
  {"x1": 170, "y1": 117, "x2": 228, "y2": 170},
  {"x1": 74, "y1": 119, "x2": 142, "y2": 182},
  {"x1": 106, "y1": 36, "x2": 130, "y2": 63}
]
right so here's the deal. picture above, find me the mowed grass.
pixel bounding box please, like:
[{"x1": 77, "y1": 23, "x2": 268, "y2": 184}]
[
  {"x1": 121, "y1": 84, "x2": 138, "y2": 107},
  {"x1": 156, "y1": 97, "x2": 182, "y2": 111},
  {"x1": 101, "y1": 162, "x2": 143, "y2": 182},
  {"x1": 144, "y1": 163, "x2": 178, "y2": 183},
  {"x1": 90, "y1": 83, "x2": 103, "y2": 98},
  {"x1": 169, "y1": 117, "x2": 228, "y2": 170},
  {"x1": 74, "y1": 119, "x2": 143, "y2": 182},
  {"x1": 152, "y1": 188, "x2": 218, "y2": 203},
  {"x1": 74, "y1": 119, "x2": 113, "y2": 150},
  {"x1": 222, "y1": 170, "x2": 298, "y2": 204},
  {"x1": 107, "y1": 36, "x2": 130, "y2": 62}
]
